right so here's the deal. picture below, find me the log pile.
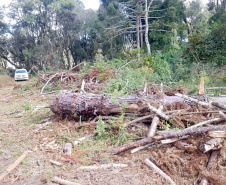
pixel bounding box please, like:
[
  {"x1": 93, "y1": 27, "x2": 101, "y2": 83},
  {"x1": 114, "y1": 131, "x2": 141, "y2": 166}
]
[{"x1": 48, "y1": 81, "x2": 226, "y2": 185}]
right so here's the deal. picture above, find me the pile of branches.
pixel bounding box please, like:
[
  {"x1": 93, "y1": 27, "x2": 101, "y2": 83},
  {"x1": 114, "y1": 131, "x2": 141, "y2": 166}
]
[
  {"x1": 36, "y1": 63, "x2": 114, "y2": 94},
  {"x1": 48, "y1": 82, "x2": 226, "y2": 184}
]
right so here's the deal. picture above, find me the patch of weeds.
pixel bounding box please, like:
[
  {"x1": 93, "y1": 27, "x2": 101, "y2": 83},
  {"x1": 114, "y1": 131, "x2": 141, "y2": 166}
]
[
  {"x1": 12, "y1": 151, "x2": 23, "y2": 157},
  {"x1": 21, "y1": 158, "x2": 30, "y2": 165},
  {"x1": 101, "y1": 156, "x2": 113, "y2": 164},
  {"x1": 46, "y1": 170, "x2": 53, "y2": 177},
  {"x1": 113, "y1": 114, "x2": 128, "y2": 145},
  {"x1": 0, "y1": 149, "x2": 3, "y2": 155},
  {"x1": 22, "y1": 85, "x2": 31, "y2": 91},
  {"x1": 3, "y1": 139, "x2": 14, "y2": 144},
  {"x1": 64, "y1": 164, "x2": 73, "y2": 170},
  {"x1": 25, "y1": 171, "x2": 33, "y2": 177},
  {"x1": 54, "y1": 134, "x2": 67, "y2": 145},
  {"x1": 95, "y1": 116, "x2": 110, "y2": 140},
  {"x1": 24, "y1": 102, "x2": 31, "y2": 111}
]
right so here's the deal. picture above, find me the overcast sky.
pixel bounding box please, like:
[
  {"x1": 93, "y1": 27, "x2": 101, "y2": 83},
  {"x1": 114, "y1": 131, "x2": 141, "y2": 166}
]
[
  {"x1": 0, "y1": 0, "x2": 100, "y2": 10},
  {"x1": 0, "y1": 0, "x2": 212, "y2": 11}
]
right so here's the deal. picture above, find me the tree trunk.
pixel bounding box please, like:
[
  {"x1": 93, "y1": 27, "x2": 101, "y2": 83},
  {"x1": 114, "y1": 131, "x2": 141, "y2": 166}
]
[
  {"x1": 49, "y1": 92, "x2": 226, "y2": 117},
  {"x1": 65, "y1": 49, "x2": 71, "y2": 70},
  {"x1": 145, "y1": 0, "x2": 153, "y2": 55},
  {"x1": 140, "y1": 17, "x2": 143, "y2": 50},
  {"x1": 136, "y1": 16, "x2": 140, "y2": 49}
]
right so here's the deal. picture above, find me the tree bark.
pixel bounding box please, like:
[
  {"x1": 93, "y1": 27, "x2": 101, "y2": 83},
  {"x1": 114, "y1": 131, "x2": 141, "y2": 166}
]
[
  {"x1": 109, "y1": 124, "x2": 226, "y2": 155},
  {"x1": 145, "y1": 0, "x2": 153, "y2": 55},
  {"x1": 49, "y1": 93, "x2": 226, "y2": 117}
]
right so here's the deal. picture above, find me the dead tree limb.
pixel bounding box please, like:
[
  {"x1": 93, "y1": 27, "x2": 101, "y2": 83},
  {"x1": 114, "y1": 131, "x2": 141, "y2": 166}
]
[
  {"x1": 148, "y1": 105, "x2": 163, "y2": 137},
  {"x1": 175, "y1": 93, "x2": 211, "y2": 108},
  {"x1": 199, "y1": 150, "x2": 219, "y2": 185},
  {"x1": 109, "y1": 124, "x2": 226, "y2": 155},
  {"x1": 52, "y1": 176, "x2": 81, "y2": 185},
  {"x1": 204, "y1": 138, "x2": 224, "y2": 153},
  {"x1": 144, "y1": 158, "x2": 176, "y2": 185},
  {"x1": 184, "y1": 118, "x2": 223, "y2": 129},
  {"x1": 40, "y1": 73, "x2": 59, "y2": 94},
  {"x1": 147, "y1": 103, "x2": 169, "y2": 121},
  {"x1": 0, "y1": 151, "x2": 29, "y2": 182},
  {"x1": 77, "y1": 164, "x2": 128, "y2": 170},
  {"x1": 211, "y1": 102, "x2": 226, "y2": 110}
]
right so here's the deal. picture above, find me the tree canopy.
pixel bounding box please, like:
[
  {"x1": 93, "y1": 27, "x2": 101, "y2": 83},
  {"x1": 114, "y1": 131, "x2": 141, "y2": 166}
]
[{"x1": 0, "y1": 0, "x2": 225, "y2": 70}]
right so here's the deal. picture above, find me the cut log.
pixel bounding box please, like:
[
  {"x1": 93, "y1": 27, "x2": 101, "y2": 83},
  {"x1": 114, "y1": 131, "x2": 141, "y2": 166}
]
[
  {"x1": 109, "y1": 124, "x2": 226, "y2": 155},
  {"x1": 50, "y1": 92, "x2": 226, "y2": 117},
  {"x1": 147, "y1": 105, "x2": 164, "y2": 137},
  {"x1": 199, "y1": 77, "x2": 205, "y2": 95}
]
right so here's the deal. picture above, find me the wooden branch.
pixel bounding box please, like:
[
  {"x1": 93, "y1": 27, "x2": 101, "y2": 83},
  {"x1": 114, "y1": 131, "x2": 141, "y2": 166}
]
[
  {"x1": 206, "y1": 87, "x2": 226, "y2": 90},
  {"x1": 148, "y1": 105, "x2": 163, "y2": 137},
  {"x1": 175, "y1": 141, "x2": 197, "y2": 152},
  {"x1": 199, "y1": 150, "x2": 219, "y2": 185},
  {"x1": 40, "y1": 73, "x2": 59, "y2": 94},
  {"x1": 77, "y1": 164, "x2": 128, "y2": 170},
  {"x1": 109, "y1": 125, "x2": 226, "y2": 155},
  {"x1": 66, "y1": 62, "x2": 84, "y2": 73},
  {"x1": 175, "y1": 93, "x2": 212, "y2": 108},
  {"x1": 131, "y1": 143, "x2": 154, "y2": 154},
  {"x1": 211, "y1": 102, "x2": 226, "y2": 110},
  {"x1": 199, "y1": 77, "x2": 205, "y2": 95},
  {"x1": 0, "y1": 151, "x2": 29, "y2": 182},
  {"x1": 23, "y1": 121, "x2": 52, "y2": 140},
  {"x1": 208, "y1": 131, "x2": 226, "y2": 138},
  {"x1": 49, "y1": 159, "x2": 62, "y2": 166},
  {"x1": 206, "y1": 150, "x2": 219, "y2": 171},
  {"x1": 219, "y1": 111, "x2": 226, "y2": 119},
  {"x1": 144, "y1": 158, "x2": 176, "y2": 185},
  {"x1": 52, "y1": 176, "x2": 81, "y2": 185},
  {"x1": 147, "y1": 103, "x2": 169, "y2": 121},
  {"x1": 127, "y1": 114, "x2": 153, "y2": 125},
  {"x1": 185, "y1": 118, "x2": 223, "y2": 129},
  {"x1": 204, "y1": 138, "x2": 224, "y2": 153}
]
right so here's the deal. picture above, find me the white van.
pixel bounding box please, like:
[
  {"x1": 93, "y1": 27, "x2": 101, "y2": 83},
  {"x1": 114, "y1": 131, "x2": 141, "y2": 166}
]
[{"x1": 14, "y1": 69, "x2": 29, "y2": 81}]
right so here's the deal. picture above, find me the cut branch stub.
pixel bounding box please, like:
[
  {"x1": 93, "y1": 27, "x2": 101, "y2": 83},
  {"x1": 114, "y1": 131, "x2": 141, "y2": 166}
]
[{"x1": 50, "y1": 92, "x2": 141, "y2": 116}]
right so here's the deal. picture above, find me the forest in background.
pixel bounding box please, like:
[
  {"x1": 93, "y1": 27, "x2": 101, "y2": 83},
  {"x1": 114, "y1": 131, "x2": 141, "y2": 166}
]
[{"x1": 0, "y1": 0, "x2": 225, "y2": 91}]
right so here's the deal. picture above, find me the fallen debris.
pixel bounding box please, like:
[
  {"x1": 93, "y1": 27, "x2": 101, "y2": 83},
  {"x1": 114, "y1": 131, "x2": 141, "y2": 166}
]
[
  {"x1": 199, "y1": 150, "x2": 219, "y2": 185},
  {"x1": 144, "y1": 158, "x2": 176, "y2": 185},
  {"x1": 203, "y1": 138, "x2": 224, "y2": 153},
  {"x1": 109, "y1": 124, "x2": 226, "y2": 155},
  {"x1": 52, "y1": 176, "x2": 81, "y2": 185},
  {"x1": 0, "y1": 151, "x2": 29, "y2": 182},
  {"x1": 77, "y1": 163, "x2": 128, "y2": 170},
  {"x1": 62, "y1": 143, "x2": 72, "y2": 156},
  {"x1": 49, "y1": 159, "x2": 62, "y2": 167}
]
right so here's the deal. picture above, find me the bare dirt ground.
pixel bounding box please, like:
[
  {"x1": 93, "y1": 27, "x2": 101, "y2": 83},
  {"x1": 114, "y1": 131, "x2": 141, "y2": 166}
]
[{"x1": 0, "y1": 76, "x2": 225, "y2": 185}]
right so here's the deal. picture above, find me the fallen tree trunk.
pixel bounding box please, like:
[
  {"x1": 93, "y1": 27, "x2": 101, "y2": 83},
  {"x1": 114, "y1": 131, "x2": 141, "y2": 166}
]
[
  {"x1": 109, "y1": 124, "x2": 226, "y2": 155},
  {"x1": 50, "y1": 92, "x2": 226, "y2": 117}
]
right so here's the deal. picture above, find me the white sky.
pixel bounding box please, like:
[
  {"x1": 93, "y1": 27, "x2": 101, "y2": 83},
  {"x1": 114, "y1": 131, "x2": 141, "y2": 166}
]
[
  {"x1": 0, "y1": 0, "x2": 100, "y2": 10},
  {"x1": 0, "y1": 0, "x2": 211, "y2": 11}
]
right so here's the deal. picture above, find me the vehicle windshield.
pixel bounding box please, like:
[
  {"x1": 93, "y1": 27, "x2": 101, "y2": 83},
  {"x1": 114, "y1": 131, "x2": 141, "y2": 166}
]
[{"x1": 16, "y1": 70, "x2": 27, "y2": 73}]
